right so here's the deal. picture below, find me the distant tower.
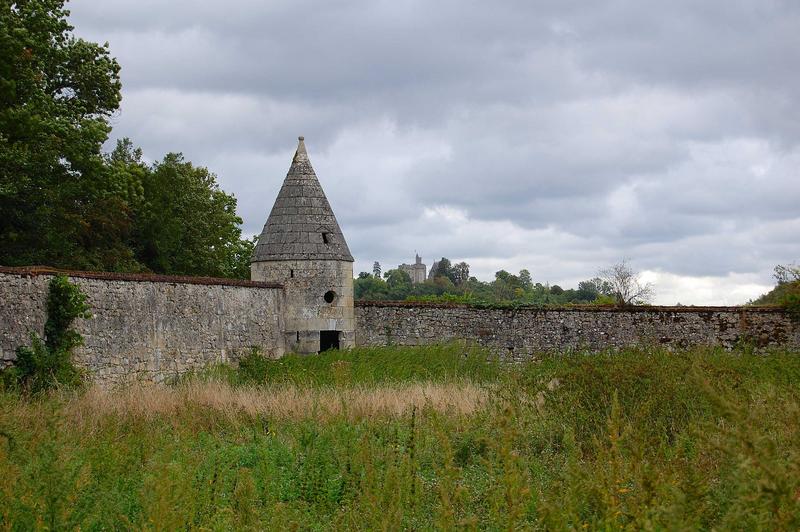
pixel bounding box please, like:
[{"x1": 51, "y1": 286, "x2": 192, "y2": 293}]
[
  {"x1": 398, "y1": 253, "x2": 427, "y2": 284},
  {"x1": 251, "y1": 137, "x2": 354, "y2": 353}
]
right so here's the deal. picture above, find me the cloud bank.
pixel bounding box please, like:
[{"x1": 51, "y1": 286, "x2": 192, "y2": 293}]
[{"x1": 69, "y1": 0, "x2": 800, "y2": 303}]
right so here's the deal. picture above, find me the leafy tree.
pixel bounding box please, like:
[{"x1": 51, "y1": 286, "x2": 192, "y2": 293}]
[
  {"x1": 432, "y1": 274, "x2": 455, "y2": 292},
  {"x1": 491, "y1": 270, "x2": 520, "y2": 302},
  {"x1": 372, "y1": 261, "x2": 381, "y2": 278},
  {"x1": 104, "y1": 139, "x2": 254, "y2": 279},
  {"x1": 494, "y1": 270, "x2": 512, "y2": 283},
  {"x1": 452, "y1": 261, "x2": 470, "y2": 286},
  {"x1": 384, "y1": 268, "x2": 412, "y2": 299},
  {"x1": 353, "y1": 257, "x2": 644, "y2": 307},
  {"x1": 354, "y1": 274, "x2": 389, "y2": 300},
  {"x1": 576, "y1": 277, "x2": 613, "y2": 302},
  {"x1": 410, "y1": 278, "x2": 449, "y2": 298},
  {"x1": 518, "y1": 269, "x2": 533, "y2": 291},
  {"x1": 133, "y1": 152, "x2": 251, "y2": 278},
  {"x1": 431, "y1": 257, "x2": 454, "y2": 282},
  {"x1": 0, "y1": 0, "x2": 125, "y2": 269}
]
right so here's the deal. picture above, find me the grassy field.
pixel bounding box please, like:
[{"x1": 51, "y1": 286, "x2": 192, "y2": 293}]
[{"x1": 1, "y1": 344, "x2": 799, "y2": 530}]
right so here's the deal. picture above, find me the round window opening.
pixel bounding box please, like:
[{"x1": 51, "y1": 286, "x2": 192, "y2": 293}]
[{"x1": 324, "y1": 290, "x2": 336, "y2": 303}]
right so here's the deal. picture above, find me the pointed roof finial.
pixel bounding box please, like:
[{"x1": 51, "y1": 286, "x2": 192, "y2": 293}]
[{"x1": 294, "y1": 136, "x2": 308, "y2": 162}]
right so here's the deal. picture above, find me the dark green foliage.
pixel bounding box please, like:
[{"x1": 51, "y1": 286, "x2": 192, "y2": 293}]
[
  {"x1": 236, "y1": 348, "x2": 273, "y2": 384},
  {"x1": 430, "y1": 257, "x2": 454, "y2": 282},
  {"x1": 43, "y1": 274, "x2": 91, "y2": 352},
  {"x1": 750, "y1": 263, "x2": 800, "y2": 319},
  {"x1": 0, "y1": 0, "x2": 127, "y2": 270},
  {"x1": 0, "y1": 4, "x2": 253, "y2": 278},
  {"x1": 10, "y1": 275, "x2": 90, "y2": 393},
  {"x1": 383, "y1": 268, "x2": 412, "y2": 299},
  {"x1": 784, "y1": 293, "x2": 800, "y2": 320},
  {"x1": 761, "y1": 282, "x2": 800, "y2": 309},
  {"x1": 354, "y1": 272, "x2": 389, "y2": 300},
  {"x1": 133, "y1": 151, "x2": 254, "y2": 278}
]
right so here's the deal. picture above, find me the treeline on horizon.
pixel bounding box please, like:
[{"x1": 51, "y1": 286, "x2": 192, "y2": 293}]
[
  {"x1": 358, "y1": 260, "x2": 800, "y2": 309},
  {"x1": 0, "y1": 1, "x2": 253, "y2": 278},
  {"x1": 355, "y1": 258, "x2": 618, "y2": 306}
]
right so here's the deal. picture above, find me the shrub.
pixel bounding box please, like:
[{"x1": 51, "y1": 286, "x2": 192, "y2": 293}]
[
  {"x1": 237, "y1": 348, "x2": 272, "y2": 384},
  {"x1": 783, "y1": 292, "x2": 800, "y2": 320},
  {"x1": 10, "y1": 275, "x2": 91, "y2": 393}
]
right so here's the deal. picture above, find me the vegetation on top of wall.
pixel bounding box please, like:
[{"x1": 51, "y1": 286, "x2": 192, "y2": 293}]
[{"x1": 2, "y1": 275, "x2": 91, "y2": 394}]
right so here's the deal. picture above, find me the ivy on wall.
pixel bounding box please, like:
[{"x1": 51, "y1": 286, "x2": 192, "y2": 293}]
[{"x1": 3, "y1": 276, "x2": 91, "y2": 394}]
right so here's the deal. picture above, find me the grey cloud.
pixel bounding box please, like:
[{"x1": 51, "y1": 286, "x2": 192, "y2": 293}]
[{"x1": 66, "y1": 0, "x2": 800, "y2": 303}]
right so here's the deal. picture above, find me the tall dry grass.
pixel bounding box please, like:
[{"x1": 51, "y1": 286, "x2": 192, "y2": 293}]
[{"x1": 66, "y1": 380, "x2": 490, "y2": 427}]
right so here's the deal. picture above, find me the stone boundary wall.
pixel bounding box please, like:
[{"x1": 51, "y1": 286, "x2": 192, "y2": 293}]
[
  {"x1": 0, "y1": 267, "x2": 285, "y2": 384},
  {"x1": 354, "y1": 301, "x2": 799, "y2": 359},
  {"x1": 4, "y1": 265, "x2": 798, "y2": 384}
]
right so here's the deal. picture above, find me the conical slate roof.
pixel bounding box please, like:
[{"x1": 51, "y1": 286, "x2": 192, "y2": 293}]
[{"x1": 251, "y1": 137, "x2": 353, "y2": 262}]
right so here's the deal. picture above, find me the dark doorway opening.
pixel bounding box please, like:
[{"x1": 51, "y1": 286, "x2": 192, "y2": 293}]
[{"x1": 320, "y1": 330, "x2": 340, "y2": 352}]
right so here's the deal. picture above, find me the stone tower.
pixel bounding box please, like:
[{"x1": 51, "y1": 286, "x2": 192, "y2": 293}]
[
  {"x1": 399, "y1": 254, "x2": 427, "y2": 284},
  {"x1": 251, "y1": 137, "x2": 355, "y2": 353}
]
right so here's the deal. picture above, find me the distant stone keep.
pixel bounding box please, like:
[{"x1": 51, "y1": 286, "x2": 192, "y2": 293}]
[
  {"x1": 250, "y1": 137, "x2": 355, "y2": 354},
  {"x1": 399, "y1": 254, "x2": 427, "y2": 284}
]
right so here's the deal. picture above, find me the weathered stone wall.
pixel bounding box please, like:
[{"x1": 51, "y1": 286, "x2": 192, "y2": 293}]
[
  {"x1": 354, "y1": 302, "x2": 799, "y2": 358},
  {"x1": 0, "y1": 268, "x2": 285, "y2": 384},
  {"x1": 4, "y1": 266, "x2": 798, "y2": 385}
]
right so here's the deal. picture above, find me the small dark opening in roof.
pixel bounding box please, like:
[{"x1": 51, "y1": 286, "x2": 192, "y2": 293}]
[
  {"x1": 290, "y1": 269, "x2": 294, "y2": 278},
  {"x1": 322, "y1": 232, "x2": 330, "y2": 244}
]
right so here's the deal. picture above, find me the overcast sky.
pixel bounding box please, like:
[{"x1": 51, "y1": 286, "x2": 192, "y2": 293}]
[{"x1": 69, "y1": 0, "x2": 799, "y2": 304}]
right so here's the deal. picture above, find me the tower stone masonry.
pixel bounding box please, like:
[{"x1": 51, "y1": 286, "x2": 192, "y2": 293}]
[{"x1": 250, "y1": 137, "x2": 355, "y2": 353}]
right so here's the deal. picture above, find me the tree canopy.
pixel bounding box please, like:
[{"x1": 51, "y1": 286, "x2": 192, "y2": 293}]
[
  {"x1": 355, "y1": 257, "x2": 619, "y2": 306},
  {"x1": 0, "y1": 1, "x2": 253, "y2": 277}
]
